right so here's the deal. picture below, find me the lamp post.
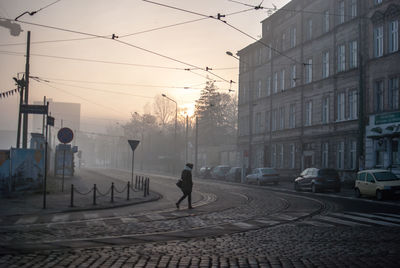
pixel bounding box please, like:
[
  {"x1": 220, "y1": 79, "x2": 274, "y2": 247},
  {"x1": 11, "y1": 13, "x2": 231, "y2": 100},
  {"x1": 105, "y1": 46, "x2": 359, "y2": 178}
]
[
  {"x1": 162, "y1": 94, "x2": 178, "y2": 174},
  {"x1": 226, "y1": 51, "x2": 253, "y2": 180}
]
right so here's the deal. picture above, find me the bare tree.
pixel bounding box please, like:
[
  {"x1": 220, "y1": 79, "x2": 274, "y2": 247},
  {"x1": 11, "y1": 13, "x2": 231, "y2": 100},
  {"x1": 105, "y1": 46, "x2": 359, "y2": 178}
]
[{"x1": 153, "y1": 95, "x2": 175, "y2": 126}]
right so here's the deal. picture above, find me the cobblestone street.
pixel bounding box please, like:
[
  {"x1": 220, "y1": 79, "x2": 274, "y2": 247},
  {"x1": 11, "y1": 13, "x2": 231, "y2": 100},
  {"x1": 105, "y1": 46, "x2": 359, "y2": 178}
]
[{"x1": 1, "y1": 169, "x2": 400, "y2": 267}]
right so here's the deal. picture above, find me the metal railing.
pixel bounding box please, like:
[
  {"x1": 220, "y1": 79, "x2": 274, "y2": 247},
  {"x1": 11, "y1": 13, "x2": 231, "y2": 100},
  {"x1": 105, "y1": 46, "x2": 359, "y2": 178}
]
[{"x1": 70, "y1": 175, "x2": 150, "y2": 207}]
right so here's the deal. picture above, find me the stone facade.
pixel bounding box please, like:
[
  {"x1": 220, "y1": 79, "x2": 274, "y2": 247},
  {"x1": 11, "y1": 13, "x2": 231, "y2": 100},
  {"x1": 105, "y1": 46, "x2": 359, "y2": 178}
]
[{"x1": 237, "y1": 0, "x2": 400, "y2": 180}]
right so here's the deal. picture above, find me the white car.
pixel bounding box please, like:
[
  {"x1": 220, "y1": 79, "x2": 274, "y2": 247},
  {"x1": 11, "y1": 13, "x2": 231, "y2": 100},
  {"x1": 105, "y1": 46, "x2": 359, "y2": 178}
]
[{"x1": 246, "y1": 168, "x2": 279, "y2": 185}]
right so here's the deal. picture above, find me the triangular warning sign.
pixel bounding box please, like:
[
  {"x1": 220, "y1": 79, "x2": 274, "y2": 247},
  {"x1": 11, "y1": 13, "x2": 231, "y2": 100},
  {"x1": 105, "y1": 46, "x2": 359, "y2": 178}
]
[{"x1": 128, "y1": 140, "x2": 140, "y2": 151}]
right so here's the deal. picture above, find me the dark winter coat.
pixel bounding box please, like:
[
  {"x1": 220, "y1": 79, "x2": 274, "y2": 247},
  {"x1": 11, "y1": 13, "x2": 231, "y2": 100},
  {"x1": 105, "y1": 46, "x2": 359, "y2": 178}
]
[{"x1": 180, "y1": 167, "x2": 193, "y2": 193}]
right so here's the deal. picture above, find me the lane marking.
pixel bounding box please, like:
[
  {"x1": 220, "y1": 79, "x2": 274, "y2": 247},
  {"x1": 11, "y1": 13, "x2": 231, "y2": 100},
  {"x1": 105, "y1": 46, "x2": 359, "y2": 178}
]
[
  {"x1": 51, "y1": 214, "x2": 70, "y2": 223},
  {"x1": 315, "y1": 215, "x2": 370, "y2": 227},
  {"x1": 330, "y1": 212, "x2": 399, "y2": 227},
  {"x1": 145, "y1": 214, "x2": 166, "y2": 220},
  {"x1": 346, "y1": 212, "x2": 400, "y2": 224},
  {"x1": 232, "y1": 222, "x2": 255, "y2": 229},
  {"x1": 15, "y1": 216, "x2": 38, "y2": 225},
  {"x1": 376, "y1": 213, "x2": 400, "y2": 219},
  {"x1": 254, "y1": 219, "x2": 280, "y2": 225},
  {"x1": 300, "y1": 220, "x2": 334, "y2": 227}
]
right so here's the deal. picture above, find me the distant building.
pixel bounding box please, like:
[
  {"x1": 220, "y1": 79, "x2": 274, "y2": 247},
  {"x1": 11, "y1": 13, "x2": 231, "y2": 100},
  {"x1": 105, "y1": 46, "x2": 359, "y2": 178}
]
[
  {"x1": 32, "y1": 99, "x2": 81, "y2": 135},
  {"x1": 237, "y1": 0, "x2": 400, "y2": 179}
]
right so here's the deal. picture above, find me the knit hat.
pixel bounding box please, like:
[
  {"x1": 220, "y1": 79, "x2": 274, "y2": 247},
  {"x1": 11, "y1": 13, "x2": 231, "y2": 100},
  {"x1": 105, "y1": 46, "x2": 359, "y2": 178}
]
[{"x1": 186, "y1": 163, "x2": 194, "y2": 169}]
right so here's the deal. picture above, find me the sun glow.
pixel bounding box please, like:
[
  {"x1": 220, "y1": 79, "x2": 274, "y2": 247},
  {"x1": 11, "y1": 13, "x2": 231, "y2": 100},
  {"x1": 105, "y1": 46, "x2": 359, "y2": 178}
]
[{"x1": 179, "y1": 103, "x2": 195, "y2": 117}]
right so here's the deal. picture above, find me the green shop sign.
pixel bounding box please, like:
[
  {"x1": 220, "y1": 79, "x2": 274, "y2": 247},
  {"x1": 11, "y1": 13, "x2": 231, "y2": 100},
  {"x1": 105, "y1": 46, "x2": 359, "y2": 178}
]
[{"x1": 375, "y1": 112, "x2": 400, "y2": 125}]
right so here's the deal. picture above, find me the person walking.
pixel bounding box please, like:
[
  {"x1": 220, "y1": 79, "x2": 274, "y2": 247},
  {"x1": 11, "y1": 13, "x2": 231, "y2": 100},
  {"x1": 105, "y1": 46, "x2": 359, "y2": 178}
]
[{"x1": 176, "y1": 163, "x2": 193, "y2": 209}]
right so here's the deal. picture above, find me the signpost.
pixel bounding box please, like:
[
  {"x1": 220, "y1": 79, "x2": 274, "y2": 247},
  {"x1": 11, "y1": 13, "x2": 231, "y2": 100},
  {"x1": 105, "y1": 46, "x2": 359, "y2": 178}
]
[
  {"x1": 19, "y1": 101, "x2": 51, "y2": 209},
  {"x1": 128, "y1": 140, "x2": 140, "y2": 185},
  {"x1": 58, "y1": 127, "x2": 74, "y2": 192}
]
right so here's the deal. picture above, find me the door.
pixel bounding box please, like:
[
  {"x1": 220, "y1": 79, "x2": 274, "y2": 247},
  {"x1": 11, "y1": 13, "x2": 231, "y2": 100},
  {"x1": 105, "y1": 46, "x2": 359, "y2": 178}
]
[
  {"x1": 304, "y1": 156, "x2": 313, "y2": 169},
  {"x1": 364, "y1": 173, "x2": 377, "y2": 196}
]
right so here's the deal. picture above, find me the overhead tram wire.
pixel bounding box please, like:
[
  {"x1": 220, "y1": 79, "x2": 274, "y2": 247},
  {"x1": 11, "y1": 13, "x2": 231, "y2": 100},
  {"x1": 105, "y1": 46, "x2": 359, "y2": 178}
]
[
  {"x1": 32, "y1": 78, "x2": 124, "y2": 116},
  {"x1": 141, "y1": 0, "x2": 304, "y2": 66},
  {"x1": 0, "y1": 17, "x2": 233, "y2": 84},
  {"x1": 15, "y1": 0, "x2": 64, "y2": 20},
  {"x1": 227, "y1": 0, "x2": 371, "y2": 20},
  {"x1": 30, "y1": 76, "x2": 204, "y2": 90}
]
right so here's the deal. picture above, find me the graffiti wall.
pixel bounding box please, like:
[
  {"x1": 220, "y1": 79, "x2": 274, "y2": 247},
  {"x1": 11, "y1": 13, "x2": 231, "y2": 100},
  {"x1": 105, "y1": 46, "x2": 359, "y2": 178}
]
[{"x1": 0, "y1": 148, "x2": 45, "y2": 192}]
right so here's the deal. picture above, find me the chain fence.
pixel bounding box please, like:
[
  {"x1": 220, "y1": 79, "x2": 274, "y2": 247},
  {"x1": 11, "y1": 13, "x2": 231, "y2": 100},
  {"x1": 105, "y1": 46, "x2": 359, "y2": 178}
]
[{"x1": 70, "y1": 175, "x2": 150, "y2": 207}]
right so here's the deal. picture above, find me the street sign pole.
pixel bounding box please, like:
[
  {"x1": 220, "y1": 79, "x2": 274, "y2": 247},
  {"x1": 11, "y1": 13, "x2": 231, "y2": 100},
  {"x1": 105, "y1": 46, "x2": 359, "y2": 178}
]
[
  {"x1": 62, "y1": 146, "x2": 66, "y2": 192},
  {"x1": 57, "y1": 127, "x2": 74, "y2": 192},
  {"x1": 128, "y1": 140, "x2": 140, "y2": 186},
  {"x1": 43, "y1": 101, "x2": 49, "y2": 209}
]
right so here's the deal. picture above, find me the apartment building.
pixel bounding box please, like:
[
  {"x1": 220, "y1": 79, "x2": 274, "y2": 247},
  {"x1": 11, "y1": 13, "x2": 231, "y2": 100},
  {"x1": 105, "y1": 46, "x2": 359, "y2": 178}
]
[{"x1": 237, "y1": 0, "x2": 400, "y2": 179}]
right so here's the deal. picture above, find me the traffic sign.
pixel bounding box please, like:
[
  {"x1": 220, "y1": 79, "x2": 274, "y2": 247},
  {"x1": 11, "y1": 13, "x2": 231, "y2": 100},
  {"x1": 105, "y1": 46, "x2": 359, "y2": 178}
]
[
  {"x1": 58, "y1": 127, "x2": 74, "y2": 144},
  {"x1": 47, "y1": 116, "x2": 55, "y2": 126},
  {"x1": 128, "y1": 140, "x2": 140, "y2": 151},
  {"x1": 20, "y1": 104, "x2": 48, "y2": 115}
]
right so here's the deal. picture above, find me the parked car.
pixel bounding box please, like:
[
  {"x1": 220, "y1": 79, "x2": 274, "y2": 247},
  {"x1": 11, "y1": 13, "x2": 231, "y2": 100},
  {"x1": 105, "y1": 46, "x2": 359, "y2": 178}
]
[
  {"x1": 210, "y1": 165, "x2": 231, "y2": 180},
  {"x1": 294, "y1": 168, "x2": 341, "y2": 193},
  {"x1": 355, "y1": 169, "x2": 400, "y2": 200},
  {"x1": 246, "y1": 167, "x2": 279, "y2": 185},
  {"x1": 225, "y1": 167, "x2": 243, "y2": 182},
  {"x1": 198, "y1": 166, "x2": 212, "y2": 179}
]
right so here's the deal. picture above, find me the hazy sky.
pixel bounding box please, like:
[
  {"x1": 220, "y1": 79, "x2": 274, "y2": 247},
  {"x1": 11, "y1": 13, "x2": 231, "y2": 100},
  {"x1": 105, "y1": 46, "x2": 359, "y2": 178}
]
[{"x1": 0, "y1": 0, "x2": 290, "y2": 132}]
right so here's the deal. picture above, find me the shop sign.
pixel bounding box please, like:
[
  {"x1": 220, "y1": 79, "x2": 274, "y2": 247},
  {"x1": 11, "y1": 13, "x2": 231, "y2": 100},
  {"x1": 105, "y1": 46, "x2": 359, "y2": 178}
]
[{"x1": 375, "y1": 112, "x2": 400, "y2": 125}]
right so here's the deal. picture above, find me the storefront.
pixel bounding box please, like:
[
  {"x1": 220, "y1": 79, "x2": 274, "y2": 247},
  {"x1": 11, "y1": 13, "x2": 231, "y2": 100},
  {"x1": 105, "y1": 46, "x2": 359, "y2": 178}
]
[{"x1": 365, "y1": 112, "x2": 400, "y2": 176}]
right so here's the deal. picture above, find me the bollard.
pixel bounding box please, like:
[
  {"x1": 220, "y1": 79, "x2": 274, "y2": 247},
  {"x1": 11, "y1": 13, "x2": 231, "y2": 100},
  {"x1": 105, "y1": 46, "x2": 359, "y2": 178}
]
[
  {"x1": 147, "y1": 178, "x2": 150, "y2": 195},
  {"x1": 142, "y1": 178, "x2": 146, "y2": 197},
  {"x1": 70, "y1": 184, "x2": 74, "y2": 207},
  {"x1": 141, "y1": 176, "x2": 144, "y2": 190},
  {"x1": 93, "y1": 184, "x2": 97, "y2": 205},
  {"x1": 135, "y1": 175, "x2": 138, "y2": 189},
  {"x1": 111, "y1": 182, "x2": 114, "y2": 203},
  {"x1": 127, "y1": 181, "x2": 130, "y2": 201}
]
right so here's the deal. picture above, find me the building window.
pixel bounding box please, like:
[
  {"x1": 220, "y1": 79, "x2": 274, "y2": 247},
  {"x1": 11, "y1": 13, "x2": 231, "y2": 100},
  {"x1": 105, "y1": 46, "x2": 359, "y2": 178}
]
[
  {"x1": 337, "y1": 141, "x2": 345, "y2": 170},
  {"x1": 375, "y1": 0, "x2": 382, "y2": 5},
  {"x1": 273, "y1": 72, "x2": 278, "y2": 93},
  {"x1": 323, "y1": 10, "x2": 330, "y2": 33},
  {"x1": 290, "y1": 144, "x2": 295, "y2": 169},
  {"x1": 375, "y1": 80, "x2": 384, "y2": 112},
  {"x1": 265, "y1": 110, "x2": 270, "y2": 131},
  {"x1": 291, "y1": 65, "x2": 297, "y2": 88},
  {"x1": 322, "y1": 142, "x2": 329, "y2": 168},
  {"x1": 339, "y1": 1, "x2": 345, "y2": 24},
  {"x1": 282, "y1": 32, "x2": 286, "y2": 51},
  {"x1": 307, "y1": 19, "x2": 313, "y2": 40},
  {"x1": 349, "y1": 90, "x2": 358, "y2": 120},
  {"x1": 305, "y1": 58, "x2": 313, "y2": 83},
  {"x1": 257, "y1": 80, "x2": 262, "y2": 98},
  {"x1": 350, "y1": 0, "x2": 357, "y2": 19},
  {"x1": 279, "y1": 106, "x2": 285, "y2": 130},
  {"x1": 279, "y1": 144, "x2": 284, "y2": 168},
  {"x1": 389, "y1": 20, "x2": 399, "y2": 53},
  {"x1": 389, "y1": 77, "x2": 399, "y2": 110},
  {"x1": 255, "y1": 112, "x2": 262, "y2": 134},
  {"x1": 338, "y1": 44, "x2": 346, "y2": 72},
  {"x1": 322, "y1": 51, "x2": 330, "y2": 78},
  {"x1": 374, "y1": 26, "x2": 384, "y2": 57},
  {"x1": 290, "y1": 26, "x2": 296, "y2": 48},
  {"x1": 337, "y1": 92, "x2": 345, "y2": 121},
  {"x1": 305, "y1": 100, "x2": 312, "y2": 126},
  {"x1": 322, "y1": 97, "x2": 329, "y2": 124},
  {"x1": 281, "y1": 69, "x2": 285, "y2": 91},
  {"x1": 272, "y1": 109, "x2": 277, "y2": 131},
  {"x1": 350, "y1": 140, "x2": 357, "y2": 170},
  {"x1": 271, "y1": 144, "x2": 276, "y2": 168},
  {"x1": 349, "y1": 40, "x2": 358, "y2": 68},
  {"x1": 266, "y1": 77, "x2": 271, "y2": 96},
  {"x1": 289, "y1": 104, "x2": 296, "y2": 129}
]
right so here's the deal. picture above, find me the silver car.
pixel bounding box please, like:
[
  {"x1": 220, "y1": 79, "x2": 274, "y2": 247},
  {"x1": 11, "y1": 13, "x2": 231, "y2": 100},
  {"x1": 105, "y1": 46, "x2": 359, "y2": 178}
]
[{"x1": 246, "y1": 167, "x2": 279, "y2": 185}]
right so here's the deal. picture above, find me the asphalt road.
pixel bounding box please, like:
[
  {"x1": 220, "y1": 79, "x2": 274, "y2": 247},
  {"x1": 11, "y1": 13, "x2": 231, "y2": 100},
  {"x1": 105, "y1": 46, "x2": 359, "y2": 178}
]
[{"x1": 0, "y1": 168, "x2": 399, "y2": 267}]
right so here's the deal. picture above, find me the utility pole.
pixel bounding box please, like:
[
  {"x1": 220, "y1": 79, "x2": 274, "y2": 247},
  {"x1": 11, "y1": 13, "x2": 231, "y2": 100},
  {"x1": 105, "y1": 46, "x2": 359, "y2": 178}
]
[
  {"x1": 195, "y1": 116, "x2": 198, "y2": 176},
  {"x1": 185, "y1": 115, "x2": 188, "y2": 162},
  {"x1": 22, "y1": 31, "x2": 30, "y2": 149}
]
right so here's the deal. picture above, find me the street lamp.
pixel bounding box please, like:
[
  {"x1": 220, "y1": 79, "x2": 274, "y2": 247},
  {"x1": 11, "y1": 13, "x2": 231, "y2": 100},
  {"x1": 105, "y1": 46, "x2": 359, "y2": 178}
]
[
  {"x1": 226, "y1": 50, "x2": 253, "y2": 180},
  {"x1": 162, "y1": 94, "x2": 178, "y2": 174}
]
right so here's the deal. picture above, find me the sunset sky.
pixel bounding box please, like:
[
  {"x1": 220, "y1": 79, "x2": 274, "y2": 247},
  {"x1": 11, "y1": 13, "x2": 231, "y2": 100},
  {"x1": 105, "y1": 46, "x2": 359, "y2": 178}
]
[{"x1": 0, "y1": 0, "x2": 290, "y2": 133}]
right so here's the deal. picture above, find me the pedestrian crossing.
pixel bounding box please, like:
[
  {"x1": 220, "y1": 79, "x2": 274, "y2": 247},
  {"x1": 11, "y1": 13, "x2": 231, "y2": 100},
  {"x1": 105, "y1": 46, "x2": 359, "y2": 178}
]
[
  {"x1": 1, "y1": 211, "x2": 400, "y2": 230},
  {"x1": 298, "y1": 212, "x2": 400, "y2": 227}
]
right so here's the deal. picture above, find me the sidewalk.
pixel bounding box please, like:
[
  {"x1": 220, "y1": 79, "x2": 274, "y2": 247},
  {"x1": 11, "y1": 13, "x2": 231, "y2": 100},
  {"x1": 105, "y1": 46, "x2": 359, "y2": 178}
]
[{"x1": 0, "y1": 169, "x2": 160, "y2": 217}]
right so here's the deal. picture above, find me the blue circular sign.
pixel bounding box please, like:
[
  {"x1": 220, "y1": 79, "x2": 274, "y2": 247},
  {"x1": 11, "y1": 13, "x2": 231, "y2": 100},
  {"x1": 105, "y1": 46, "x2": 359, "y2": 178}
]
[{"x1": 58, "y1": 127, "x2": 74, "y2": 144}]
